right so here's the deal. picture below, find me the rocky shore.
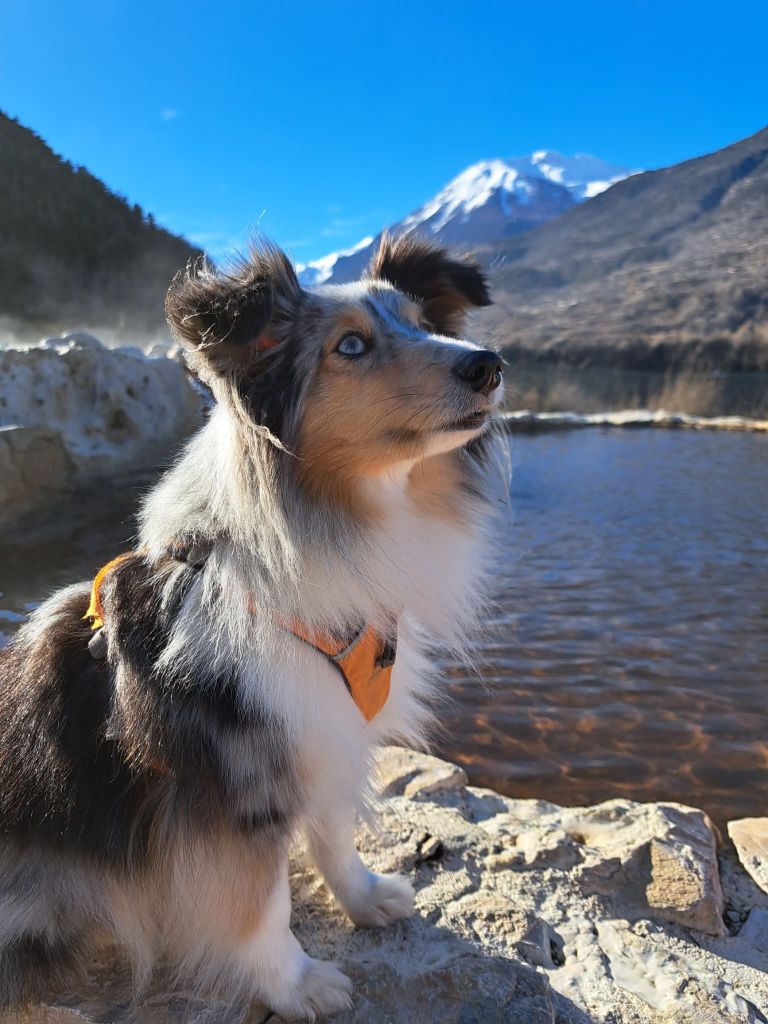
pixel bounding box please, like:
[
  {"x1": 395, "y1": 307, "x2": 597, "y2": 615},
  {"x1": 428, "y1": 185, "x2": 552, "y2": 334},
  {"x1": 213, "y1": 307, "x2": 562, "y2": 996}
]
[
  {"x1": 0, "y1": 333, "x2": 202, "y2": 532},
  {"x1": 3, "y1": 333, "x2": 765, "y2": 535},
  {"x1": 19, "y1": 747, "x2": 768, "y2": 1024},
  {"x1": 503, "y1": 409, "x2": 768, "y2": 433}
]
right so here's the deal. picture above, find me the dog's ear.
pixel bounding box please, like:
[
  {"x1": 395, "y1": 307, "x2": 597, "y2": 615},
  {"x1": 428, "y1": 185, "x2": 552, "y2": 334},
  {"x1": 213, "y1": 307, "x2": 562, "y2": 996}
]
[
  {"x1": 165, "y1": 243, "x2": 302, "y2": 378},
  {"x1": 367, "y1": 233, "x2": 492, "y2": 336}
]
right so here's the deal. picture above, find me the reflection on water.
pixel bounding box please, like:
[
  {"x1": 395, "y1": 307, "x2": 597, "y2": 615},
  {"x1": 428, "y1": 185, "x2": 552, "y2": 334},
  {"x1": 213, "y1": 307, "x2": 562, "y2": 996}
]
[
  {"x1": 1, "y1": 431, "x2": 766, "y2": 825},
  {"x1": 436, "y1": 430, "x2": 768, "y2": 826}
]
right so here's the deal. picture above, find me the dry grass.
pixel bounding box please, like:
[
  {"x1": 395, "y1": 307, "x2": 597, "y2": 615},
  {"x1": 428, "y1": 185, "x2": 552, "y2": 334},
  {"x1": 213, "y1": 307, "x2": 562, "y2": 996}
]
[{"x1": 505, "y1": 363, "x2": 768, "y2": 418}]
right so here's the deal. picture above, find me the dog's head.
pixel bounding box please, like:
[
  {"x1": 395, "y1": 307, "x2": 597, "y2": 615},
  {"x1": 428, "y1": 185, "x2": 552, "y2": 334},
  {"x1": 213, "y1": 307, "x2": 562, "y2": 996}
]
[{"x1": 166, "y1": 235, "x2": 502, "y2": 494}]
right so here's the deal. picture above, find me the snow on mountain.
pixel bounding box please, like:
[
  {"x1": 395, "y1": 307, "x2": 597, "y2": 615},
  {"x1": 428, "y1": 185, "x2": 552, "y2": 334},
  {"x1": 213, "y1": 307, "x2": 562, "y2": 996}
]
[
  {"x1": 401, "y1": 160, "x2": 539, "y2": 232},
  {"x1": 513, "y1": 150, "x2": 633, "y2": 199},
  {"x1": 296, "y1": 236, "x2": 374, "y2": 287},
  {"x1": 297, "y1": 151, "x2": 637, "y2": 286}
]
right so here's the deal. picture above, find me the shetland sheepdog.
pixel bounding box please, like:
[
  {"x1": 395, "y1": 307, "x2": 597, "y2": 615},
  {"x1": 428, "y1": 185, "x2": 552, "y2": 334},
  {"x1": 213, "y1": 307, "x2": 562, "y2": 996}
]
[{"x1": 0, "y1": 235, "x2": 506, "y2": 1019}]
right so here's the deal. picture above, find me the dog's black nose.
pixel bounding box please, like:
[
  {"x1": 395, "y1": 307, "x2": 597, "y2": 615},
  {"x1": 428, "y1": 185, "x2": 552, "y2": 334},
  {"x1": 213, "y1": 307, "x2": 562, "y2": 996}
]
[{"x1": 452, "y1": 349, "x2": 503, "y2": 394}]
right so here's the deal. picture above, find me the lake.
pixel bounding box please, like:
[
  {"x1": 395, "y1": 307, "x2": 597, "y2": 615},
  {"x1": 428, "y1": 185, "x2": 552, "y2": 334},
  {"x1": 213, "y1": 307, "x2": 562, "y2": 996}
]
[{"x1": 1, "y1": 428, "x2": 766, "y2": 827}]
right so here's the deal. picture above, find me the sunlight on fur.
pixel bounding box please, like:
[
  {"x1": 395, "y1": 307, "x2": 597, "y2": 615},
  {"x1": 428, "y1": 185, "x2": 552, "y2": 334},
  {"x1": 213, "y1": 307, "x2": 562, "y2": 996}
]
[{"x1": 0, "y1": 234, "x2": 509, "y2": 1019}]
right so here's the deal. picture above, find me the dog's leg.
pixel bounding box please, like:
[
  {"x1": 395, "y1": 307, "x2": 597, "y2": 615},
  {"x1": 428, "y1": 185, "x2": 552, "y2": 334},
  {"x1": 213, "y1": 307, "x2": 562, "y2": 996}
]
[
  {"x1": 236, "y1": 859, "x2": 353, "y2": 1020},
  {"x1": 0, "y1": 934, "x2": 85, "y2": 1009},
  {"x1": 306, "y1": 810, "x2": 414, "y2": 928},
  {"x1": 0, "y1": 851, "x2": 96, "y2": 1009}
]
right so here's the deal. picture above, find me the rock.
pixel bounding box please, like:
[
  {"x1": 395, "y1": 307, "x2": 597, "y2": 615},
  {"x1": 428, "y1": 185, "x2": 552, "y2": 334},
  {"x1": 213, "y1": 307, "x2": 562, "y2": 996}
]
[
  {"x1": 719, "y1": 843, "x2": 768, "y2": 929},
  {"x1": 16, "y1": 747, "x2": 768, "y2": 1023},
  {"x1": 656, "y1": 1009, "x2": 752, "y2": 1024},
  {"x1": 739, "y1": 908, "x2": 768, "y2": 953},
  {"x1": 0, "y1": 334, "x2": 203, "y2": 530},
  {"x1": 517, "y1": 915, "x2": 565, "y2": 969},
  {"x1": 376, "y1": 745, "x2": 468, "y2": 798},
  {"x1": 728, "y1": 817, "x2": 768, "y2": 895},
  {"x1": 516, "y1": 826, "x2": 584, "y2": 869},
  {"x1": 0, "y1": 424, "x2": 75, "y2": 525},
  {"x1": 416, "y1": 834, "x2": 443, "y2": 862},
  {"x1": 572, "y1": 799, "x2": 725, "y2": 935}
]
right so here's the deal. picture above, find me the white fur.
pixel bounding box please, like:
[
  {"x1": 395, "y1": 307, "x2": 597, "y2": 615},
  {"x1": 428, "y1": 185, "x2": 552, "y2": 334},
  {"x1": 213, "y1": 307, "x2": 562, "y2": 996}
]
[
  {"x1": 235, "y1": 863, "x2": 353, "y2": 1019},
  {"x1": 132, "y1": 409, "x2": 509, "y2": 1016},
  {"x1": 109, "y1": 282, "x2": 507, "y2": 1015}
]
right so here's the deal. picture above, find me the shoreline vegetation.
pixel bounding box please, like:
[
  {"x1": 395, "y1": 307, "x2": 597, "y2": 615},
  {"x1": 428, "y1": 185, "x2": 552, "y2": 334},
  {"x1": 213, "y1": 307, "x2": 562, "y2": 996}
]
[{"x1": 495, "y1": 358, "x2": 768, "y2": 420}]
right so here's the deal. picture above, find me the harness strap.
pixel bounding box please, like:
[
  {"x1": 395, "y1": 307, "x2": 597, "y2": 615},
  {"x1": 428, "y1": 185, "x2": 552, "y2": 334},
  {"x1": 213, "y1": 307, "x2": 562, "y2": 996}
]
[
  {"x1": 85, "y1": 548, "x2": 396, "y2": 724},
  {"x1": 281, "y1": 618, "x2": 395, "y2": 722},
  {"x1": 84, "y1": 552, "x2": 134, "y2": 630}
]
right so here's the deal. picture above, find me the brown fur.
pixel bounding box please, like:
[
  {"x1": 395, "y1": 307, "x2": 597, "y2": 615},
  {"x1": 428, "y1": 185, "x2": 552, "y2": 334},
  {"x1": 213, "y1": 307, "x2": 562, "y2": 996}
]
[
  {"x1": 407, "y1": 452, "x2": 470, "y2": 524},
  {"x1": 367, "y1": 233, "x2": 492, "y2": 337},
  {"x1": 296, "y1": 301, "x2": 475, "y2": 514},
  {"x1": 160, "y1": 832, "x2": 281, "y2": 950},
  {"x1": 0, "y1": 235, "x2": 500, "y2": 1016}
]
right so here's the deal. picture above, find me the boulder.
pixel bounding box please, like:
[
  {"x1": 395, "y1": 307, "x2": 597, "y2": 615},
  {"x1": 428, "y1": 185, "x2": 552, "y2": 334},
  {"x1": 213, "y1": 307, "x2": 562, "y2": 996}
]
[
  {"x1": 570, "y1": 799, "x2": 725, "y2": 934},
  {"x1": 0, "y1": 333, "x2": 202, "y2": 530},
  {"x1": 0, "y1": 423, "x2": 75, "y2": 524},
  {"x1": 729, "y1": 818, "x2": 768, "y2": 895},
  {"x1": 13, "y1": 748, "x2": 768, "y2": 1023},
  {"x1": 376, "y1": 744, "x2": 468, "y2": 798}
]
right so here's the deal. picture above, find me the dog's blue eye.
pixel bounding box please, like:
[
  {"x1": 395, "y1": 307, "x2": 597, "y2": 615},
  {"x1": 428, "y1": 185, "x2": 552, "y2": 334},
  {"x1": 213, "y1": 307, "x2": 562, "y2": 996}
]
[
  {"x1": 335, "y1": 335, "x2": 368, "y2": 358},
  {"x1": 336, "y1": 335, "x2": 367, "y2": 357}
]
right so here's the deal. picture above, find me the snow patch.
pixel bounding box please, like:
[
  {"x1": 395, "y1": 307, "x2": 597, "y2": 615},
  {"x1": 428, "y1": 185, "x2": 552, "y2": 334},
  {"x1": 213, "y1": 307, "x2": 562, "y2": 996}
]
[
  {"x1": 0, "y1": 333, "x2": 204, "y2": 528},
  {"x1": 297, "y1": 236, "x2": 374, "y2": 287}
]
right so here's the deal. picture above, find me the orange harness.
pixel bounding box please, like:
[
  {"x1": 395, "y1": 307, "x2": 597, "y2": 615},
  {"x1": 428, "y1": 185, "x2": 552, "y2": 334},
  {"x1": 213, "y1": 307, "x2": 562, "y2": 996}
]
[
  {"x1": 283, "y1": 618, "x2": 395, "y2": 722},
  {"x1": 85, "y1": 554, "x2": 394, "y2": 723}
]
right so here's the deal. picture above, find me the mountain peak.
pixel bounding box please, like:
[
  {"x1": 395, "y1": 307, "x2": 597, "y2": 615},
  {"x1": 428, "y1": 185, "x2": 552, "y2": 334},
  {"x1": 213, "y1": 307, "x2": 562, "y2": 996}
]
[
  {"x1": 508, "y1": 150, "x2": 635, "y2": 199},
  {"x1": 297, "y1": 150, "x2": 637, "y2": 287}
]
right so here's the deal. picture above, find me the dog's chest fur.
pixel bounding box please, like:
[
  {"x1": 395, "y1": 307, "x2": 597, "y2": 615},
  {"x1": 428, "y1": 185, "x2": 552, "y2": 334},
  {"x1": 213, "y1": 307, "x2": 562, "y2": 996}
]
[{"x1": 147, "y1": 471, "x2": 491, "y2": 821}]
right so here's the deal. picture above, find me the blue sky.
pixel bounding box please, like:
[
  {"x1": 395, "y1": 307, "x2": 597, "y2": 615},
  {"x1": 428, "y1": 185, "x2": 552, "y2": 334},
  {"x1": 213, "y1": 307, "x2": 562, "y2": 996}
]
[{"x1": 2, "y1": 0, "x2": 767, "y2": 264}]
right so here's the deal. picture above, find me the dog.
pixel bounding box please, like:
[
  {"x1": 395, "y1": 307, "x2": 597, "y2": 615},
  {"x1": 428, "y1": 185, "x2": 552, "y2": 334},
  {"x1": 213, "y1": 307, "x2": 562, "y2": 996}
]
[{"x1": 0, "y1": 234, "x2": 506, "y2": 1019}]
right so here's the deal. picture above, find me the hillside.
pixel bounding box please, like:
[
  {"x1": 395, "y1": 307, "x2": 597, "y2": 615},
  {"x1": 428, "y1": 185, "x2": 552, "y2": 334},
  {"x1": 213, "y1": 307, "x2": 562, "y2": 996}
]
[
  {"x1": 479, "y1": 126, "x2": 768, "y2": 372},
  {"x1": 298, "y1": 151, "x2": 632, "y2": 286},
  {"x1": 0, "y1": 112, "x2": 198, "y2": 340}
]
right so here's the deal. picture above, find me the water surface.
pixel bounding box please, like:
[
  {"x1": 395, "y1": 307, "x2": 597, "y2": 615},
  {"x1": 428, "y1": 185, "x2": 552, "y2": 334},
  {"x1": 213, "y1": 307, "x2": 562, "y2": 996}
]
[
  {"x1": 436, "y1": 429, "x2": 768, "y2": 825},
  {"x1": 1, "y1": 430, "x2": 766, "y2": 825}
]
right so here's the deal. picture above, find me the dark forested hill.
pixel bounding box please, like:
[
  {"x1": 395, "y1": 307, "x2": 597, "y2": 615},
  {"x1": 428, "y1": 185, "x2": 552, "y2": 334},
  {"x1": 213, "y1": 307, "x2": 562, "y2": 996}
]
[
  {"x1": 0, "y1": 112, "x2": 198, "y2": 340},
  {"x1": 478, "y1": 126, "x2": 768, "y2": 372}
]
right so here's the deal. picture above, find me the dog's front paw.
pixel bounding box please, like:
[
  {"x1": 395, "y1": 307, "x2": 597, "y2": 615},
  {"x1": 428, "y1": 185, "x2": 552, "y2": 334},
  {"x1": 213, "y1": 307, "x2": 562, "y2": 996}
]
[
  {"x1": 346, "y1": 872, "x2": 415, "y2": 928},
  {"x1": 272, "y1": 958, "x2": 353, "y2": 1021}
]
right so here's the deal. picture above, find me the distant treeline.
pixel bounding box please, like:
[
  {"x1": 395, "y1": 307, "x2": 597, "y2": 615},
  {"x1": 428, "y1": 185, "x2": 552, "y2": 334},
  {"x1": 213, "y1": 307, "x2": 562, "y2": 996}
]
[{"x1": 0, "y1": 112, "x2": 198, "y2": 339}]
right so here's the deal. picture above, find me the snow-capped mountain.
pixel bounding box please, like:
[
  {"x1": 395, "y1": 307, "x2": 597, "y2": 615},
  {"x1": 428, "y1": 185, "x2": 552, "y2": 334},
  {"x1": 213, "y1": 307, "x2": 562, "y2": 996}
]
[
  {"x1": 509, "y1": 150, "x2": 632, "y2": 200},
  {"x1": 297, "y1": 151, "x2": 635, "y2": 286},
  {"x1": 294, "y1": 236, "x2": 374, "y2": 289}
]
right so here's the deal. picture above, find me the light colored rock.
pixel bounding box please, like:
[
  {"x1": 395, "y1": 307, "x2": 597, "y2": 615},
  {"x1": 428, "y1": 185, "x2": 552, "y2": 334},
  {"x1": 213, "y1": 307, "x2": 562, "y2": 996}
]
[
  {"x1": 376, "y1": 744, "x2": 468, "y2": 798},
  {"x1": 0, "y1": 333, "x2": 203, "y2": 530},
  {"x1": 0, "y1": 424, "x2": 75, "y2": 524},
  {"x1": 516, "y1": 826, "x2": 584, "y2": 869},
  {"x1": 729, "y1": 818, "x2": 768, "y2": 895},
  {"x1": 17, "y1": 748, "x2": 768, "y2": 1023},
  {"x1": 570, "y1": 798, "x2": 725, "y2": 935},
  {"x1": 657, "y1": 1012, "x2": 749, "y2": 1024}
]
